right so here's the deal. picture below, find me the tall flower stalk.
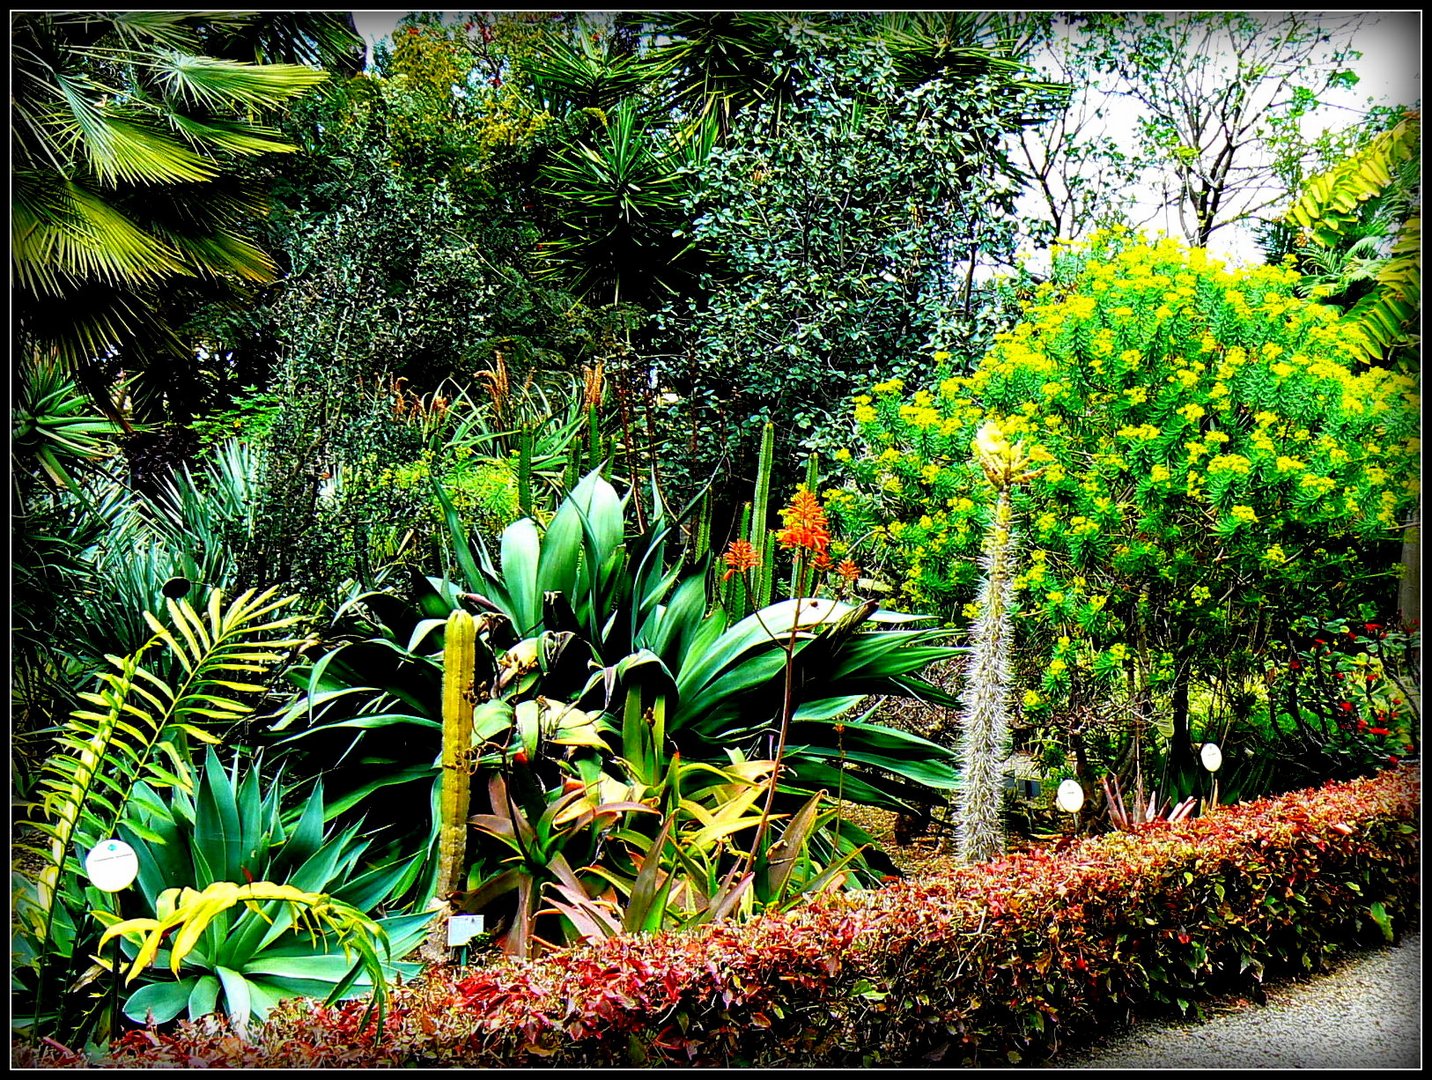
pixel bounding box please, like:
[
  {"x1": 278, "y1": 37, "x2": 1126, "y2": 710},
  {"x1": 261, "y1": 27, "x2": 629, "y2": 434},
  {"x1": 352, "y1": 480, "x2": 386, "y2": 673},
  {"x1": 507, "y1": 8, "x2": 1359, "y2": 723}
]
[
  {"x1": 953, "y1": 422, "x2": 1031, "y2": 864},
  {"x1": 721, "y1": 487, "x2": 856, "y2": 894}
]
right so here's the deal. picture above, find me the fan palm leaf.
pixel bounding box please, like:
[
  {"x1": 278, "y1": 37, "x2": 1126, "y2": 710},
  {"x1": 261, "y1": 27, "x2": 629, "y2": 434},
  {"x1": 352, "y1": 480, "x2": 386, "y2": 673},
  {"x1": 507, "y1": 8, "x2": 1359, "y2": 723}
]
[{"x1": 11, "y1": 11, "x2": 330, "y2": 369}]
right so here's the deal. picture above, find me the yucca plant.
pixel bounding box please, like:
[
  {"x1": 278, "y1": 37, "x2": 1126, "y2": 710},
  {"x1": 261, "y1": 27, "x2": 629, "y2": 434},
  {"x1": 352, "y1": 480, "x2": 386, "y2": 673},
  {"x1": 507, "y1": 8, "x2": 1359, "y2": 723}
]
[
  {"x1": 12, "y1": 586, "x2": 308, "y2": 1043},
  {"x1": 100, "y1": 747, "x2": 429, "y2": 1037},
  {"x1": 536, "y1": 96, "x2": 706, "y2": 306},
  {"x1": 12, "y1": 361, "x2": 134, "y2": 499}
]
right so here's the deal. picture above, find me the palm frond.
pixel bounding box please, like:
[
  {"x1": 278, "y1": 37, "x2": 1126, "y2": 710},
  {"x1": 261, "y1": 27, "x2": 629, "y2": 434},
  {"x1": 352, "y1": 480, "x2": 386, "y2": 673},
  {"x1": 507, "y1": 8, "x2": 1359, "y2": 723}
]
[
  {"x1": 150, "y1": 52, "x2": 328, "y2": 112},
  {"x1": 12, "y1": 173, "x2": 192, "y2": 295}
]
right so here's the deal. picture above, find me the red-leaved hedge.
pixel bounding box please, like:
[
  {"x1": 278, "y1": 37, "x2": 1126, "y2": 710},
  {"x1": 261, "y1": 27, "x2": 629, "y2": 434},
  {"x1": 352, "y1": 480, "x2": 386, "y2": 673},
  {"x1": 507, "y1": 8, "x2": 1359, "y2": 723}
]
[{"x1": 19, "y1": 765, "x2": 1419, "y2": 1068}]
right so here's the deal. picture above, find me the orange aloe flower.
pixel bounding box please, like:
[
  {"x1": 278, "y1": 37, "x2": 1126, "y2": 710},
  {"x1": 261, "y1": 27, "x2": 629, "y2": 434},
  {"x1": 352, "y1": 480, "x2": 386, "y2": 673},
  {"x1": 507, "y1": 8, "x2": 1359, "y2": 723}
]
[
  {"x1": 835, "y1": 558, "x2": 860, "y2": 583},
  {"x1": 776, "y1": 489, "x2": 831, "y2": 556},
  {"x1": 721, "y1": 538, "x2": 760, "y2": 580}
]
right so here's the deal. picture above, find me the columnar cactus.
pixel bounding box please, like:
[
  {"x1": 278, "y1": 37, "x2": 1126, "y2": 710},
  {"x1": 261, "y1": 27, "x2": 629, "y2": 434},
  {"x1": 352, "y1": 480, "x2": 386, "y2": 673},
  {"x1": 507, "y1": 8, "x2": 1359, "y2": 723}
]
[
  {"x1": 437, "y1": 608, "x2": 477, "y2": 899},
  {"x1": 953, "y1": 421, "x2": 1030, "y2": 864},
  {"x1": 517, "y1": 423, "x2": 534, "y2": 519},
  {"x1": 750, "y1": 421, "x2": 776, "y2": 610}
]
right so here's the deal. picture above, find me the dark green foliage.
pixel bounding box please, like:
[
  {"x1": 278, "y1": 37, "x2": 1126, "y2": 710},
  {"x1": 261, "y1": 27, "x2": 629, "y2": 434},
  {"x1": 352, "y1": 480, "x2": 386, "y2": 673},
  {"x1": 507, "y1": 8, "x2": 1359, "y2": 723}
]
[{"x1": 646, "y1": 22, "x2": 1063, "y2": 502}]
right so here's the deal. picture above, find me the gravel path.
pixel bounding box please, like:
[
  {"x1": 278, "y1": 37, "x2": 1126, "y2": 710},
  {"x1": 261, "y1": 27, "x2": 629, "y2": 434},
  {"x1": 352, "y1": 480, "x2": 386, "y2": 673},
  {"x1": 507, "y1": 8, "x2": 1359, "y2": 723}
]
[{"x1": 1050, "y1": 932, "x2": 1422, "y2": 1069}]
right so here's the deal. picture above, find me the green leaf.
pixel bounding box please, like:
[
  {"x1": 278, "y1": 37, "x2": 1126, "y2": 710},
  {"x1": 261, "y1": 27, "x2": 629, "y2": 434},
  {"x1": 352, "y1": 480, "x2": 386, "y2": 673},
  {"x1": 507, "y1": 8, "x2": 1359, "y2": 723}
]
[
  {"x1": 1368, "y1": 900, "x2": 1394, "y2": 943},
  {"x1": 500, "y1": 518, "x2": 544, "y2": 638},
  {"x1": 124, "y1": 976, "x2": 198, "y2": 1024}
]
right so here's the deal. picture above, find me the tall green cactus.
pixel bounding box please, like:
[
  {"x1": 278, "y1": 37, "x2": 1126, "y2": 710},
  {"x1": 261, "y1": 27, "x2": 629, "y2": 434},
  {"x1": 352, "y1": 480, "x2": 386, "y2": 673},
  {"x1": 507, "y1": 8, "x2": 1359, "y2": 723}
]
[
  {"x1": 750, "y1": 422, "x2": 775, "y2": 609},
  {"x1": 586, "y1": 404, "x2": 602, "y2": 473},
  {"x1": 517, "y1": 423, "x2": 534, "y2": 518},
  {"x1": 724, "y1": 502, "x2": 753, "y2": 616},
  {"x1": 692, "y1": 490, "x2": 711, "y2": 564},
  {"x1": 438, "y1": 609, "x2": 477, "y2": 898}
]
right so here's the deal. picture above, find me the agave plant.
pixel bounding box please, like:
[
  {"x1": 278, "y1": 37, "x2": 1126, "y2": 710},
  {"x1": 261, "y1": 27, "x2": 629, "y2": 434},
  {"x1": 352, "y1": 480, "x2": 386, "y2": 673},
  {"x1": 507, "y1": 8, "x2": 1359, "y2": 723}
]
[
  {"x1": 101, "y1": 747, "x2": 429, "y2": 1035},
  {"x1": 439, "y1": 469, "x2": 961, "y2": 809},
  {"x1": 275, "y1": 469, "x2": 959, "y2": 953}
]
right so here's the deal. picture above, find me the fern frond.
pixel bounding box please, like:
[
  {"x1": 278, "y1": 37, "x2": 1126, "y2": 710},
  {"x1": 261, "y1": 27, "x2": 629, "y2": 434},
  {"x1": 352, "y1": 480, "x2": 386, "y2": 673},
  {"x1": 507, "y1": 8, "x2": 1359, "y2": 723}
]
[{"x1": 19, "y1": 587, "x2": 306, "y2": 956}]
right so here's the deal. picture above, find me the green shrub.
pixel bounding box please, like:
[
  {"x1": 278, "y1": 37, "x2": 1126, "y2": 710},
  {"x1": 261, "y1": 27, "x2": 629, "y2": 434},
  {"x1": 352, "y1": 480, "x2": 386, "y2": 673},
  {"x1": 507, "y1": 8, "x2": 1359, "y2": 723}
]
[
  {"x1": 43, "y1": 765, "x2": 1418, "y2": 1067},
  {"x1": 830, "y1": 230, "x2": 1420, "y2": 787}
]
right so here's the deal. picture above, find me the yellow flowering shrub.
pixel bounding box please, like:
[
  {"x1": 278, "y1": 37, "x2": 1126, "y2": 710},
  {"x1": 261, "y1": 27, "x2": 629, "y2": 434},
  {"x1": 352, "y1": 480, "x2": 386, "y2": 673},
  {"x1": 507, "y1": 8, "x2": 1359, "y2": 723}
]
[{"x1": 830, "y1": 231, "x2": 1420, "y2": 732}]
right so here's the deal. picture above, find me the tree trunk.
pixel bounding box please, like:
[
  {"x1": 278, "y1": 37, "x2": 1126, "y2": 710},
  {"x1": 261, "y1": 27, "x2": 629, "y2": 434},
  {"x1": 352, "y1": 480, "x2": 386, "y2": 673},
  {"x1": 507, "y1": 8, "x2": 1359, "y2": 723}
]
[
  {"x1": 1397, "y1": 498, "x2": 1419, "y2": 638},
  {"x1": 1169, "y1": 664, "x2": 1196, "y2": 790}
]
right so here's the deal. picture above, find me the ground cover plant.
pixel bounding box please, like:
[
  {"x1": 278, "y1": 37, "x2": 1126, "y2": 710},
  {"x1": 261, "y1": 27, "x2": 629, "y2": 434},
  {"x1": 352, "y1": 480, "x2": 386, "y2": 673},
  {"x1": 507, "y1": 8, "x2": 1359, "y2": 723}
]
[{"x1": 11, "y1": 9, "x2": 1420, "y2": 1069}]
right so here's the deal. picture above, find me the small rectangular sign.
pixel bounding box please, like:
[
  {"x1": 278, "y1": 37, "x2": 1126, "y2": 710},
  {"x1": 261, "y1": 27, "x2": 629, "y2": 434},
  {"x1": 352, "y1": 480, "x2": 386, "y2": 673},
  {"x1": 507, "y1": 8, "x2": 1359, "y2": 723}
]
[{"x1": 447, "y1": 914, "x2": 485, "y2": 948}]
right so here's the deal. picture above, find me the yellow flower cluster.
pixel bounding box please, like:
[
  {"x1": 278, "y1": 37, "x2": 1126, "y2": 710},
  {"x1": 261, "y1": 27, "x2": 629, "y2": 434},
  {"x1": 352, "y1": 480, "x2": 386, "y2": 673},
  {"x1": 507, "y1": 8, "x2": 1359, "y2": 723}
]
[
  {"x1": 1117, "y1": 423, "x2": 1161, "y2": 441},
  {"x1": 1177, "y1": 403, "x2": 1205, "y2": 423},
  {"x1": 1206, "y1": 454, "x2": 1251, "y2": 476}
]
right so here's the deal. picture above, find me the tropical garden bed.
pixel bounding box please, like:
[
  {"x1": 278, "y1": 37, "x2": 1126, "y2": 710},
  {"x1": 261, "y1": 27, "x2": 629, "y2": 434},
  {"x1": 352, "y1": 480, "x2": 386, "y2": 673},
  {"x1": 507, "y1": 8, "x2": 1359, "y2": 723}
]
[
  {"x1": 17, "y1": 766, "x2": 1419, "y2": 1068},
  {"x1": 12, "y1": 10, "x2": 1421, "y2": 1072}
]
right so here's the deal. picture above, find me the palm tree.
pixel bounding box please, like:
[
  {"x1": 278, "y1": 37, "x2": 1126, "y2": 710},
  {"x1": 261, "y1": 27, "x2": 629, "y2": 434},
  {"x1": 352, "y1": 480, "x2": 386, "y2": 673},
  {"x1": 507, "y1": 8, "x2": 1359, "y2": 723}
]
[{"x1": 11, "y1": 12, "x2": 339, "y2": 392}]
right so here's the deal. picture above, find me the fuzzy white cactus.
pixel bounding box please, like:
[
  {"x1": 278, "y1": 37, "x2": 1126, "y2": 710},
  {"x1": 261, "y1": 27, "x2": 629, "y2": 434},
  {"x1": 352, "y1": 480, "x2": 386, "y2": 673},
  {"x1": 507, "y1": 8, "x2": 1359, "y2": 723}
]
[{"x1": 953, "y1": 421, "x2": 1030, "y2": 864}]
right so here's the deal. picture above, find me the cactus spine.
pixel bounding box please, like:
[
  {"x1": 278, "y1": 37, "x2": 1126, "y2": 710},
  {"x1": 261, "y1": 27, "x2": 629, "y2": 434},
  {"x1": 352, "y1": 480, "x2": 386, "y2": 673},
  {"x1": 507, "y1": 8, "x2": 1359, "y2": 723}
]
[
  {"x1": 953, "y1": 422, "x2": 1030, "y2": 865},
  {"x1": 438, "y1": 609, "x2": 477, "y2": 898}
]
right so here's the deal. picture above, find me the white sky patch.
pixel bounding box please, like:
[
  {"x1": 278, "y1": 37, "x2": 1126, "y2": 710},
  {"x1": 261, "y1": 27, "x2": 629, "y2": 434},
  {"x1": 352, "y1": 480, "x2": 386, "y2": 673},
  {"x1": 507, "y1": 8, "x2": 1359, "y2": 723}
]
[{"x1": 1015, "y1": 11, "x2": 1422, "y2": 270}]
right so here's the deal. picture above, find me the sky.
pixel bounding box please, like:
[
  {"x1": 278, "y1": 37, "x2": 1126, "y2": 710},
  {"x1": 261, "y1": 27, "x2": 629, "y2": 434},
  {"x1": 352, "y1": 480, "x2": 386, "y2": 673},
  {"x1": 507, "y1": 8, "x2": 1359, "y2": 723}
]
[
  {"x1": 1020, "y1": 10, "x2": 1421, "y2": 267},
  {"x1": 346, "y1": 10, "x2": 1421, "y2": 269}
]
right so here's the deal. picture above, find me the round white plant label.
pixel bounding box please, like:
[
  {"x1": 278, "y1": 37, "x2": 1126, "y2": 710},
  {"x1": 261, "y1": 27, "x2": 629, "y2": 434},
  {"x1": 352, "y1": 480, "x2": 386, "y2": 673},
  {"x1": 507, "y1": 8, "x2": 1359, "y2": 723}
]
[
  {"x1": 85, "y1": 838, "x2": 139, "y2": 892},
  {"x1": 1056, "y1": 778, "x2": 1085, "y2": 813},
  {"x1": 1201, "y1": 742, "x2": 1223, "y2": 773}
]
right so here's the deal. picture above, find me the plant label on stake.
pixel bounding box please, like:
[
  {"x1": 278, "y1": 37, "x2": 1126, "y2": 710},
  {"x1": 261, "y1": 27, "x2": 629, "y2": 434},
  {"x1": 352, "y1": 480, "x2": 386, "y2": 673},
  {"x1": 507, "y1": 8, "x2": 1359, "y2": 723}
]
[
  {"x1": 85, "y1": 839, "x2": 138, "y2": 1042},
  {"x1": 85, "y1": 839, "x2": 138, "y2": 893},
  {"x1": 1056, "y1": 779, "x2": 1084, "y2": 813},
  {"x1": 1056, "y1": 778, "x2": 1084, "y2": 839},
  {"x1": 1201, "y1": 742, "x2": 1223, "y2": 808},
  {"x1": 446, "y1": 914, "x2": 485, "y2": 948}
]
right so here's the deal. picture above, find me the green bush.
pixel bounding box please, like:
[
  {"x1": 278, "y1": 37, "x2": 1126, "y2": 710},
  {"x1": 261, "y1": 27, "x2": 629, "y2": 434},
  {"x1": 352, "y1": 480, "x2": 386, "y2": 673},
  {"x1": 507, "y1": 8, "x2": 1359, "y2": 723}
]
[
  {"x1": 830, "y1": 230, "x2": 1420, "y2": 787},
  {"x1": 39, "y1": 765, "x2": 1418, "y2": 1067}
]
